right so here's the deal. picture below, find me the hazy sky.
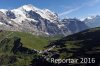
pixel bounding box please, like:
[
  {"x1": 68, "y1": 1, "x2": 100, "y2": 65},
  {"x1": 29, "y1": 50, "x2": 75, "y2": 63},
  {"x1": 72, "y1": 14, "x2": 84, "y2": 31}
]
[{"x1": 0, "y1": 0, "x2": 100, "y2": 19}]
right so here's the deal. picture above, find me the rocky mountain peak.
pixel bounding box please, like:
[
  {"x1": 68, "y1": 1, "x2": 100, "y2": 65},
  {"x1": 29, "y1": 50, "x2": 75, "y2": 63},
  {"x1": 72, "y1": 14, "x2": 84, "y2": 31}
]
[
  {"x1": 0, "y1": 4, "x2": 88, "y2": 36},
  {"x1": 18, "y1": 4, "x2": 39, "y2": 11}
]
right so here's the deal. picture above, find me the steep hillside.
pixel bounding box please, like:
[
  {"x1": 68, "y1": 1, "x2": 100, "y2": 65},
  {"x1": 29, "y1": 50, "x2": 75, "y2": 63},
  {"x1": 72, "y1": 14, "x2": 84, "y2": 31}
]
[
  {"x1": 0, "y1": 30, "x2": 52, "y2": 50},
  {"x1": 46, "y1": 27, "x2": 100, "y2": 66},
  {"x1": 0, "y1": 30, "x2": 61, "y2": 66},
  {"x1": 60, "y1": 18, "x2": 88, "y2": 35},
  {"x1": 84, "y1": 15, "x2": 100, "y2": 28},
  {"x1": 0, "y1": 36, "x2": 37, "y2": 66}
]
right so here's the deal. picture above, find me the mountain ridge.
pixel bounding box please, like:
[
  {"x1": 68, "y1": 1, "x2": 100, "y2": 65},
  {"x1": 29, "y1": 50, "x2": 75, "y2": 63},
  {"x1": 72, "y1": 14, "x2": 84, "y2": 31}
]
[{"x1": 0, "y1": 4, "x2": 88, "y2": 36}]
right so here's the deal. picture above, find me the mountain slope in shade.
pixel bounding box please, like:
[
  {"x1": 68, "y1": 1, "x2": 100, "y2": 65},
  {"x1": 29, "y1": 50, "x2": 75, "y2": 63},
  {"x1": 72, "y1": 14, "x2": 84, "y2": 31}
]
[
  {"x1": 84, "y1": 15, "x2": 100, "y2": 28},
  {"x1": 60, "y1": 18, "x2": 88, "y2": 35},
  {"x1": 45, "y1": 27, "x2": 100, "y2": 66},
  {"x1": 0, "y1": 4, "x2": 88, "y2": 36}
]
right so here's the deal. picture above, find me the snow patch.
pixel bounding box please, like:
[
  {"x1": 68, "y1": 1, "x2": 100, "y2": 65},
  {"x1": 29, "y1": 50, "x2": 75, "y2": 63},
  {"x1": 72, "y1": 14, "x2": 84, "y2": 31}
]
[
  {"x1": 0, "y1": 22, "x2": 3, "y2": 25},
  {"x1": 0, "y1": 9, "x2": 8, "y2": 14},
  {"x1": 58, "y1": 24, "x2": 65, "y2": 28}
]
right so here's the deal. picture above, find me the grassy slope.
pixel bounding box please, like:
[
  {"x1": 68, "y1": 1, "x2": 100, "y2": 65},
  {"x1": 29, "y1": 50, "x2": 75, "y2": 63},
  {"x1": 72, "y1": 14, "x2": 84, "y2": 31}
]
[
  {"x1": 0, "y1": 27, "x2": 100, "y2": 66},
  {"x1": 47, "y1": 27, "x2": 100, "y2": 60},
  {"x1": 0, "y1": 31, "x2": 48, "y2": 50},
  {"x1": 0, "y1": 31, "x2": 62, "y2": 66},
  {"x1": 0, "y1": 31, "x2": 62, "y2": 50}
]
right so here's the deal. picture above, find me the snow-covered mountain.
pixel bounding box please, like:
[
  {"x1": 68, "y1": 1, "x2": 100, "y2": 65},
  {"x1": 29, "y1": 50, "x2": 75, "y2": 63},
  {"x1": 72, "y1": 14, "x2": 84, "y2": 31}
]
[
  {"x1": 0, "y1": 4, "x2": 88, "y2": 36},
  {"x1": 84, "y1": 15, "x2": 100, "y2": 28}
]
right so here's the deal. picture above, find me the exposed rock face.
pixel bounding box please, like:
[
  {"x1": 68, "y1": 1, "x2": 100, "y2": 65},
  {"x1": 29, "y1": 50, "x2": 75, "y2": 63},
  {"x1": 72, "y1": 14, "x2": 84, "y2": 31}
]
[
  {"x1": 0, "y1": 4, "x2": 88, "y2": 36},
  {"x1": 59, "y1": 19, "x2": 88, "y2": 35},
  {"x1": 84, "y1": 15, "x2": 100, "y2": 28}
]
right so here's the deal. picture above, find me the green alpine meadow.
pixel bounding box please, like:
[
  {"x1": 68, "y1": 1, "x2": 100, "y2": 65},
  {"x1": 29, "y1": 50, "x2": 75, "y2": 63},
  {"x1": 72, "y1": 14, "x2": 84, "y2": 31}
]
[
  {"x1": 0, "y1": 0, "x2": 100, "y2": 66},
  {"x1": 0, "y1": 27, "x2": 100, "y2": 66}
]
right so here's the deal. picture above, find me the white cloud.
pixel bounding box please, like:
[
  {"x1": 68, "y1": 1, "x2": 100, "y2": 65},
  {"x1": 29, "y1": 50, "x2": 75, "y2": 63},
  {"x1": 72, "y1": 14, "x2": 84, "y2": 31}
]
[
  {"x1": 58, "y1": 6, "x2": 82, "y2": 16},
  {"x1": 59, "y1": 0, "x2": 100, "y2": 17},
  {"x1": 58, "y1": 0, "x2": 100, "y2": 17}
]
